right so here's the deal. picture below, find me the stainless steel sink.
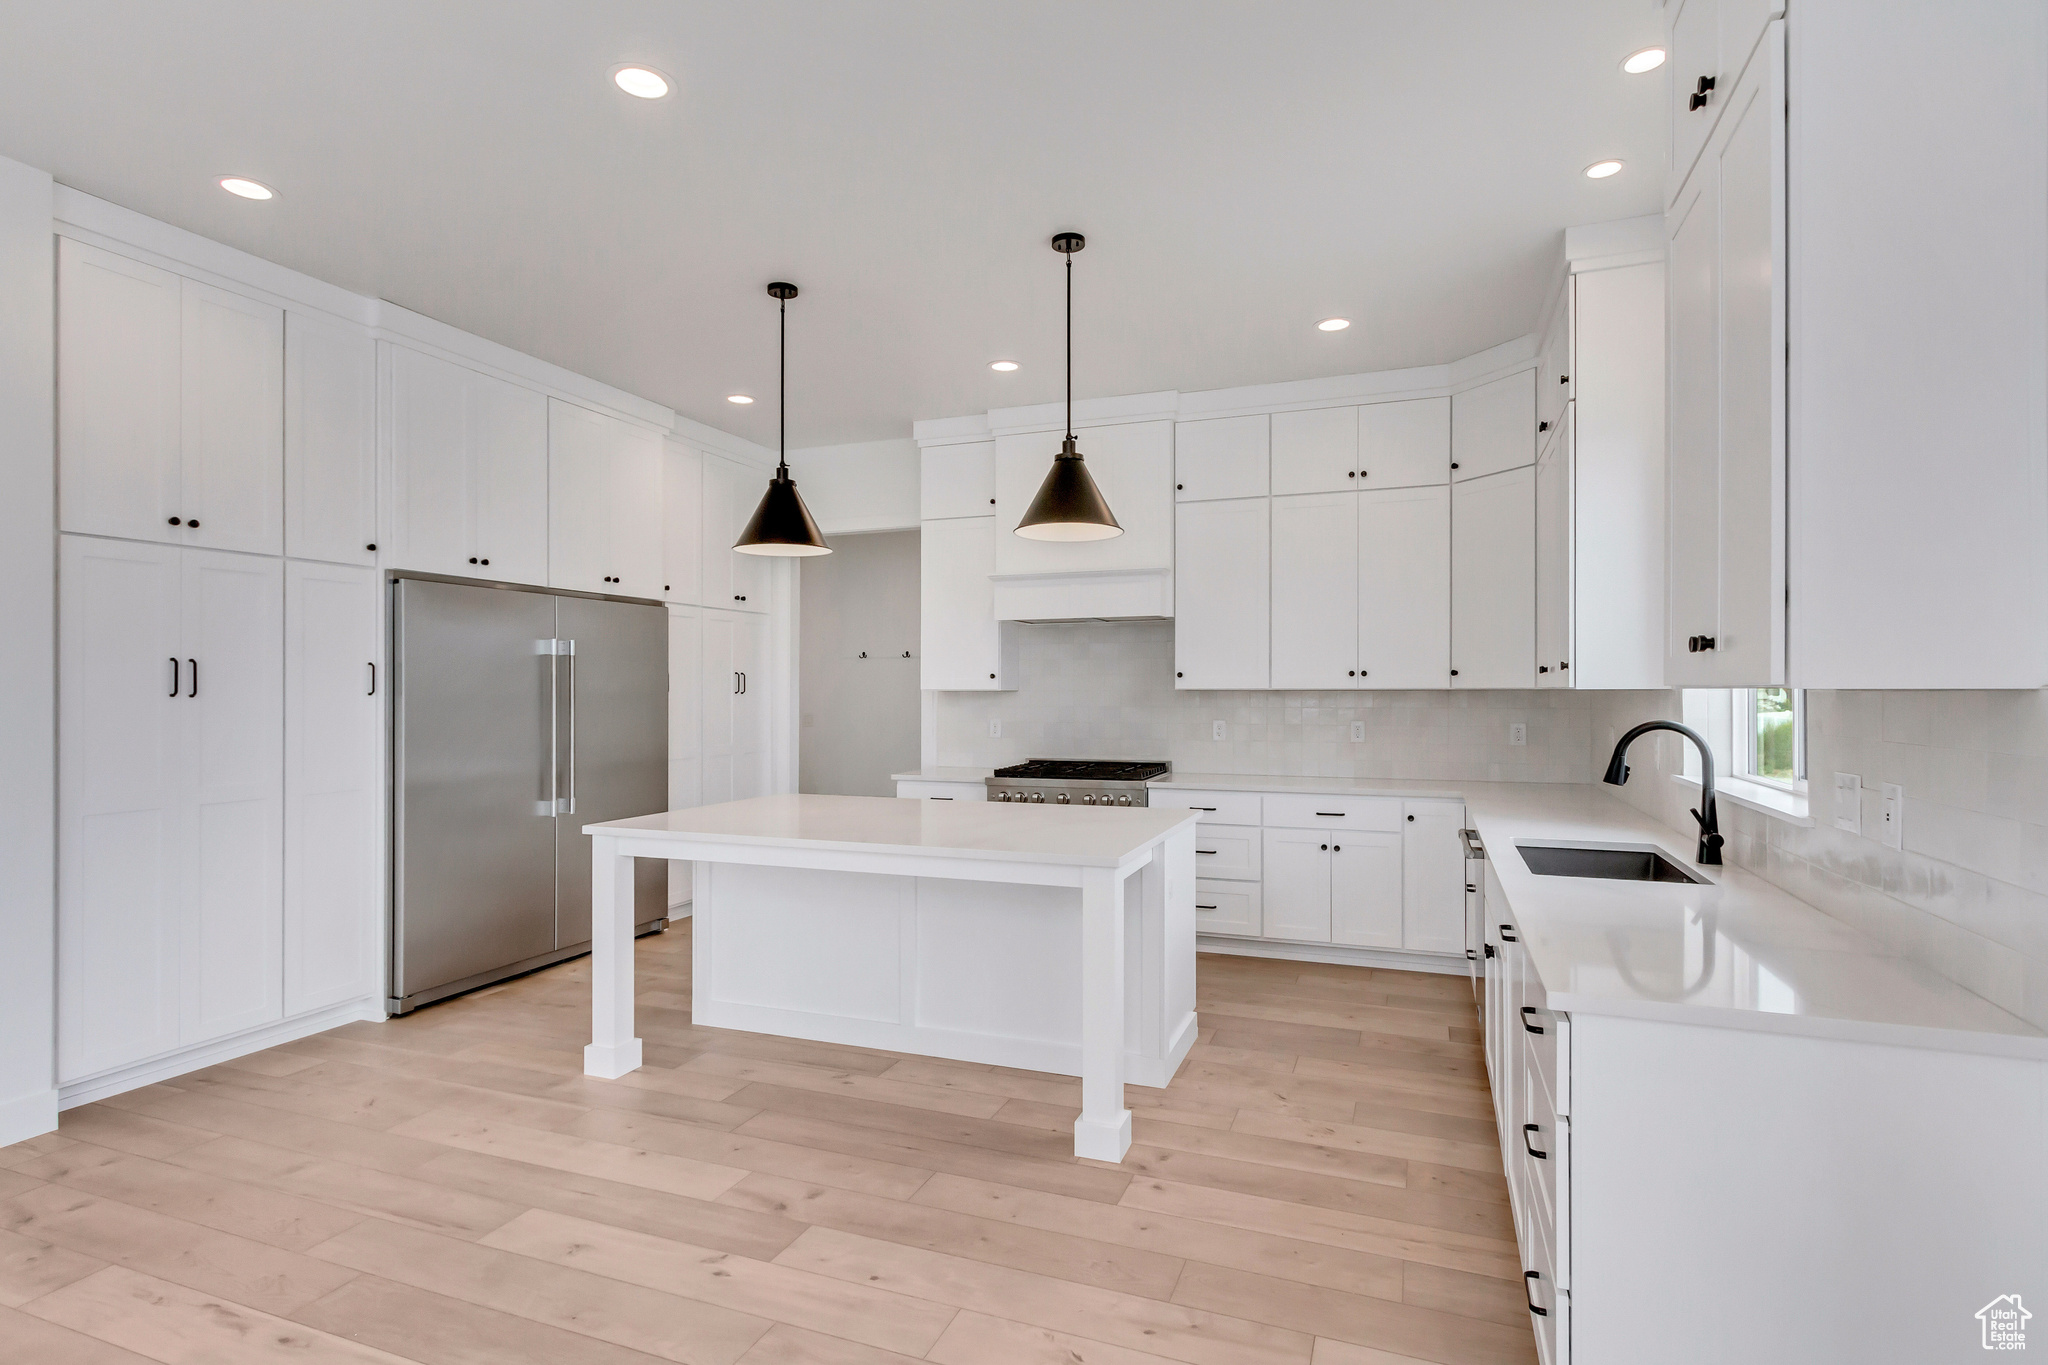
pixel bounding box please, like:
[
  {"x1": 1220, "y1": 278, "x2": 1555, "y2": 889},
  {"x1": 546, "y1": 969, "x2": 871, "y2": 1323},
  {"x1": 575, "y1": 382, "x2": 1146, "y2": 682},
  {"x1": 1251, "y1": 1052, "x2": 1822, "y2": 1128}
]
[{"x1": 1517, "y1": 842, "x2": 1707, "y2": 884}]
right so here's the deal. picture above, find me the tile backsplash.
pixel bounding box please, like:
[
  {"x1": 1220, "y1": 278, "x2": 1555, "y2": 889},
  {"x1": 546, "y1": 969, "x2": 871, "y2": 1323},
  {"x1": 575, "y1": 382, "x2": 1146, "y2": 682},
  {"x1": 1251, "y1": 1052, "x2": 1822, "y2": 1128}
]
[
  {"x1": 935, "y1": 620, "x2": 1595, "y2": 782},
  {"x1": 1591, "y1": 688, "x2": 2048, "y2": 1029}
]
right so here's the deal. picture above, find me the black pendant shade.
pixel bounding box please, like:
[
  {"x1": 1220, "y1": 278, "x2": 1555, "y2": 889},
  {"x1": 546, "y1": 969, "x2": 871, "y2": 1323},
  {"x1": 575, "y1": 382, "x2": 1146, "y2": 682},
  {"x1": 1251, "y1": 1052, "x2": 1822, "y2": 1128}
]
[
  {"x1": 735, "y1": 281, "x2": 831, "y2": 557},
  {"x1": 1016, "y1": 232, "x2": 1122, "y2": 542}
]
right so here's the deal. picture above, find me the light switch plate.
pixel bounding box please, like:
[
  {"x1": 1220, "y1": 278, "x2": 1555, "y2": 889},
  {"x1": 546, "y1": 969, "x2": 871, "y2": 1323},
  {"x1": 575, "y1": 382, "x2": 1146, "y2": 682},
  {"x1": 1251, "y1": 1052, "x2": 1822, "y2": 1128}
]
[
  {"x1": 1213, "y1": 720, "x2": 1227, "y2": 742},
  {"x1": 987, "y1": 718, "x2": 1001, "y2": 738},
  {"x1": 1509, "y1": 722, "x2": 1527, "y2": 747},
  {"x1": 1350, "y1": 721, "x2": 1365, "y2": 742},
  {"x1": 1879, "y1": 783, "x2": 1904, "y2": 848},
  {"x1": 1833, "y1": 773, "x2": 1862, "y2": 834}
]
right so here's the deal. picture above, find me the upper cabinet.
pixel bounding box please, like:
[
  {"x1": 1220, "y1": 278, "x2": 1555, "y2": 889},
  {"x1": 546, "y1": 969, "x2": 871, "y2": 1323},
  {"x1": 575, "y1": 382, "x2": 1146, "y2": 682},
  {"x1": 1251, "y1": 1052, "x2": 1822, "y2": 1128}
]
[
  {"x1": 1175, "y1": 416, "x2": 1268, "y2": 502},
  {"x1": 1271, "y1": 406, "x2": 1356, "y2": 495},
  {"x1": 700, "y1": 453, "x2": 770, "y2": 611},
  {"x1": 662, "y1": 440, "x2": 703, "y2": 604},
  {"x1": 1450, "y1": 371, "x2": 1534, "y2": 483},
  {"x1": 993, "y1": 420, "x2": 1174, "y2": 578},
  {"x1": 382, "y1": 343, "x2": 549, "y2": 587},
  {"x1": 1274, "y1": 399, "x2": 1449, "y2": 496},
  {"x1": 1666, "y1": 0, "x2": 1785, "y2": 209},
  {"x1": 547, "y1": 398, "x2": 663, "y2": 598},
  {"x1": 920, "y1": 514, "x2": 1015, "y2": 690},
  {"x1": 1451, "y1": 465, "x2": 1536, "y2": 688},
  {"x1": 921, "y1": 440, "x2": 996, "y2": 519},
  {"x1": 59, "y1": 238, "x2": 283, "y2": 555},
  {"x1": 285, "y1": 310, "x2": 378, "y2": 566},
  {"x1": 1176, "y1": 497, "x2": 1269, "y2": 688}
]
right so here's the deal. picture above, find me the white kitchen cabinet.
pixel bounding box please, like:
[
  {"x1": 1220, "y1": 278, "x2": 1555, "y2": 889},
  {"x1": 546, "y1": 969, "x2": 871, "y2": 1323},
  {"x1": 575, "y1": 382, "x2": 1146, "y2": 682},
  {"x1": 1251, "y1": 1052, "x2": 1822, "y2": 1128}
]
[
  {"x1": 1193, "y1": 880, "x2": 1261, "y2": 939},
  {"x1": 701, "y1": 607, "x2": 768, "y2": 803},
  {"x1": 993, "y1": 420, "x2": 1174, "y2": 579},
  {"x1": 1190, "y1": 824, "x2": 1260, "y2": 881},
  {"x1": 1174, "y1": 498, "x2": 1268, "y2": 689},
  {"x1": 57, "y1": 239, "x2": 284, "y2": 556},
  {"x1": 285, "y1": 310, "x2": 378, "y2": 566},
  {"x1": 1357, "y1": 484, "x2": 1450, "y2": 688},
  {"x1": 58, "y1": 536, "x2": 284, "y2": 1083},
  {"x1": 1451, "y1": 465, "x2": 1535, "y2": 688},
  {"x1": 1400, "y1": 801, "x2": 1466, "y2": 955},
  {"x1": 1664, "y1": 30, "x2": 1782, "y2": 687},
  {"x1": 920, "y1": 515, "x2": 1015, "y2": 690},
  {"x1": 1175, "y1": 415, "x2": 1268, "y2": 501},
  {"x1": 1330, "y1": 832, "x2": 1403, "y2": 949},
  {"x1": 734, "y1": 610, "x2": 770, "y2": 800},
  {"x1": 1270, "y1": 493, "x2": 1358, "y2": 689},
  {"x1": 382, "y1": 343, "x2": 549, "y2": 586},
  {"x1": 1261, "y1": 828, "x2": 1333, "y2": 943},
  {"x1": 1357, "y1": 397, "x2": 1449, "y2": 489},
  {"x1": 920, "y1": 440, "x2": 996, "y2": 519},
  {"x1": 548, "y1": 399, "x2": 664, "y2": 598},
  {"x1": 662, "y1": 440, "x2": 703, "y2": 604},
  {"x1": 896, "y1": 779, "x2": 987, "y2": 802},
  {"x1": 1534, "y1": 421, "x2": 1570, "y2": 688},
  {"x1": 701, "y1": 454, "x2": 769, "y2": 610},
  {"x1": 1270, "y1": 406, "x2": 1357, "y2": 496},
  {"x1": 667, "y1": 604, "x2": 703, "y2": 909},
  {"x1": 284, "y1": 560, "x2": 381, "y2": 1015},
  {"x1": 1666, "y1": 0, "x2": 1783, "y2": 210},
  {"x1": 1450, "y1": 370, "x2": 1535, "y2": 483}
]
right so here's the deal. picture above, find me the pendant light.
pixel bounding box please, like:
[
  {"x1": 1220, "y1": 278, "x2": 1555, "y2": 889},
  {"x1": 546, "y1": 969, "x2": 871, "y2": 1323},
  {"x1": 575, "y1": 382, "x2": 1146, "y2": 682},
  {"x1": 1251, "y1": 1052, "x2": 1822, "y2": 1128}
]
[
  {"x1": 1015, "y1": 233, "x2": 1122, "y2": 541},
  {"x1": 735, "y1": 281, "x2": 831, "y2": 556}
]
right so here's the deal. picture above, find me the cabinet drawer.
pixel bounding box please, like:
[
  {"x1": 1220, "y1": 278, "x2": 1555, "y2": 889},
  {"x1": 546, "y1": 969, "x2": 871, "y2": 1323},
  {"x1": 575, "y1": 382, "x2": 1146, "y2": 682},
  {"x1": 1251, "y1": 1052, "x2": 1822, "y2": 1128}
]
[
  {"x1": 895, "y1": 780, "x2": 986, "y2": 801},
  {"x1": 1263, "y1": 792, "x2": 1401, "y2": 831},
  {"x1": 1190, "y1": 823, "x2": 1260, "y2": 880},
  {"x1": 1523, "y1": 1057, "x2": 1565, "y2": 1237},
  {"x1": 1151, "y1": 788, "x2": 1261, "y2": 825},
  {"x1": 1194, "y1": 879, "x2": 1261, "y2": 937},
  {"x1": 1518, "y1": 941, "x2": 1560, "y2": 1102}
]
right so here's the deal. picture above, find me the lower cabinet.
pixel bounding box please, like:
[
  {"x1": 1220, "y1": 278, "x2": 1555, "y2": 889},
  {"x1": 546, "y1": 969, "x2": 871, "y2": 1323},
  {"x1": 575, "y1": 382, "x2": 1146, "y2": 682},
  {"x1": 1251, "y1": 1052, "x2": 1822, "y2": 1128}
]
[
  {"x1": 895, "y1": 780, "x2": 986, "y2": 801},
  {"x1": 1193, "y1": 879, "x2": 1261, "y2": 937},
  {"x1": 700, "y1": 607, "x2": 770, "y2": 804}
]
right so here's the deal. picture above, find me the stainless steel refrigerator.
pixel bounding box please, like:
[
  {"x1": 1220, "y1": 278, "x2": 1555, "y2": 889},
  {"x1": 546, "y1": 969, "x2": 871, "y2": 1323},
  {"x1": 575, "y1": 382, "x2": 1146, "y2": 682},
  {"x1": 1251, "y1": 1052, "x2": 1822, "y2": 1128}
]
[{"x1": 389, "y1": 577, "x2": 668, "y2": 1013}]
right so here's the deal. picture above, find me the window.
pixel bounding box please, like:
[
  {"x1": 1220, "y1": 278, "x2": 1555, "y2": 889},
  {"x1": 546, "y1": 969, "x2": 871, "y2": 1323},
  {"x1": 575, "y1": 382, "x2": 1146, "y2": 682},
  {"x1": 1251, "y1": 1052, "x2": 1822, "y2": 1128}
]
[{"x1": 1734, "y1": 688, "x2": 1805, "y2": 791}]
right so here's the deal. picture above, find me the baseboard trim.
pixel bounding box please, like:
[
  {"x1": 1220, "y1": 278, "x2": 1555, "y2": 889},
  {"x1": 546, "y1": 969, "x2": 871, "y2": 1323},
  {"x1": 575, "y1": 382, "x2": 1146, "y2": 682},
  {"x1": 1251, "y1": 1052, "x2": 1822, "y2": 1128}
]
[
  {"x1": 0, "y1": 1087, "x2": 60, "y2": 1147},
  {"x1": 57, "y1": 999, "x2": 387, "y2": 1110},
  {"x1": 1197, "y1": 935, "x2": 1470, "y2": 976}
]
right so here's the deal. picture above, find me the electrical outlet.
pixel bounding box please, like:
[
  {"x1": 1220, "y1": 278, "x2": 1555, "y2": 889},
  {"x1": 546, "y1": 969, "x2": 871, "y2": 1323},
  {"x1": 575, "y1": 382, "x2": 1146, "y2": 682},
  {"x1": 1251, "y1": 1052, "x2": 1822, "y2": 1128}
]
[
  {"x1": 1509, "y1": 722, "x2": 1526, "y2": 747},
  {"x1": 1350, "y1": 721, "x2": 1365, "y2": 742},
  {"x1": 1879, "y1": 783, "x2": 1904, "y2": 848},
  {"x1": 1213, "y1": 720, "x2": 1228, "y2": 742},
  {"x1": 1833, "y1": 773, "x2": 1862, "y2": 834},
  {"x1": 987, "y1": 718, "x2": 1001, "y2": 739}
]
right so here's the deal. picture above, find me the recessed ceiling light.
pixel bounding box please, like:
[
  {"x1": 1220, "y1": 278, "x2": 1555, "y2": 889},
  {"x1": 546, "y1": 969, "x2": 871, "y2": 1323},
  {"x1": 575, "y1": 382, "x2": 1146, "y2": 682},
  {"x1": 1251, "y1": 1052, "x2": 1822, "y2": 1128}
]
[
  {"x1": 726, "y1": 393, "x2": 754, "y2": 404},
  {"x1": 989, "y1": 360, "x2": 1019, "y2": 372},
  {"x1": 613, "y1": 65, "x2": 671, "y2": 99},
  {"x1": 1317, "y1": 318, "x2": 1351, "y2": 332},
  {"x1": 1622, "y1": 46, "x2": 1668, "y2": 74},
  {"x1": 1584, "y1": 160, "x2": 1625, "y2": 179},
  {"x1": 218, "y1": 177, "x2": 274, "y2": 200}
]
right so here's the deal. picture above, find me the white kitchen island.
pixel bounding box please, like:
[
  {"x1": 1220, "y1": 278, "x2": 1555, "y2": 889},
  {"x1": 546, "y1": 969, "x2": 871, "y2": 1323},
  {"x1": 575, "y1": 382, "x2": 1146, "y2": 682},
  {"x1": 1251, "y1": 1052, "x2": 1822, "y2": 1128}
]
[{"x1": 582, "y1": 794, "x2": 1198, "y2": 1160}]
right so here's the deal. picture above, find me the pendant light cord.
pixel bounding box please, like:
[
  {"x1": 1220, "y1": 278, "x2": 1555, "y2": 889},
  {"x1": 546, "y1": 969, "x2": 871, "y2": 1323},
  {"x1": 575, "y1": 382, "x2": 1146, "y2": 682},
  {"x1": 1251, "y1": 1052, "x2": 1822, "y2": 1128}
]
[
  {"x1": 778, "y1": 294, "x2": 788, "y2": 476},
  {"x1": 1064, "y1": 247, "x2": 1074, "y2": 442}
]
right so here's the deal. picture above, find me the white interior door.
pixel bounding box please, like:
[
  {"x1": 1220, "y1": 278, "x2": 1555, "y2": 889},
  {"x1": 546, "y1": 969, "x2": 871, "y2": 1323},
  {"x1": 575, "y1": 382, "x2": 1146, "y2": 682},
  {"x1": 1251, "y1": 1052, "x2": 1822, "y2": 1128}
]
[
  {"x1": 1174, "y1": 498, "x2": 1269, "y2": 689},
  {"x1": 284, "y1": 561, "x2": 382, "y2": 1014},
  {"x1": 57, "y1": 535, "x2": 183, "y2": 1082},
  {"x1": 57, "y1": 238, "x2": 181, "y2": 544},
  {"x1": 700, "y1": 609, "x2": 737, "y2": 804},
  {"x1": 1331, "y1": 831, "x2": 1403, "y2": 949},
  {"x1": 1261, "y1": 828, "x2": 1333, "y2": 943},
  {"x1": 1401, "y1": 802, "x2": 1467, "y2": 954},
  {"x1": 1534, "y1": 424, "x2": 1571, "y2": 686},
  {"x1": 471, "y1": 371, "x2": 549, "y2": 586},
  {"x1": 285, "y1": 310, "x2": 378, "y2": 566},
  {"x1": 179, "y1": 549, "x2": 285, "y2": 1046},
  {"x1": 1357, "y1": 397, "x2": 1450, "y2": 489},
  {"x1": 179, "y1": 278, "x2": 283, "y2": 555},
  {"x1": 383, "y1": 344, "x2": 476, "y2": 577},
  {"x1": 663, "y1": 441, "x2": 704, "y2": 604},
  {"x1": 1271, "y1": 406, "x2": 1358, "y2": 495},
  {"x1": 1271, "y1": 492, "x2": 1359, "y2": 689},
  {"x1": 1357, "y1": 484, "x2": 1450, "y2": 688},
  {"x1": 1451, "y1": 466, "x2": 1536, "y2": 688}
]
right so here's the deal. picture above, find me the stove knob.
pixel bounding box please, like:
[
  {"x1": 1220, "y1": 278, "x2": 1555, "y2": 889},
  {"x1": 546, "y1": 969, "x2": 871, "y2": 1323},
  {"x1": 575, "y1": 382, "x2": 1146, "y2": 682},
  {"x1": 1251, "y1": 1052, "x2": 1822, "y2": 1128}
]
[
  {"x1": 1080, "y1": 794, "x2": 1094, "y2": 805},
  {"x1": 1117, "y1": 794, "x2": 1132, "y2": 806},
  {"x1": 1056, "y1": 792, "x2": 1070, "y2": 804},
  {"x1": 1034, "y1": 791, "x2": 1047, "y2": 803}
]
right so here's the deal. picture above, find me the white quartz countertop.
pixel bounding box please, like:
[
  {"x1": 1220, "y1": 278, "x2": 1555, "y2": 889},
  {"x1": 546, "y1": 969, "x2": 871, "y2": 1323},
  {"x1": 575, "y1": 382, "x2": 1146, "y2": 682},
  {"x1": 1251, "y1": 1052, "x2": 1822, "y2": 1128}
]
[
  {"x1": 588, "y1": 793, "x2": 1195, "y2": 868},
  {"x1": 889, "y1": 767, "x2": 993, "y2": 784},
  {"x1": 1157, "y1": 772, "x2": 2044, "y2": 1056}
]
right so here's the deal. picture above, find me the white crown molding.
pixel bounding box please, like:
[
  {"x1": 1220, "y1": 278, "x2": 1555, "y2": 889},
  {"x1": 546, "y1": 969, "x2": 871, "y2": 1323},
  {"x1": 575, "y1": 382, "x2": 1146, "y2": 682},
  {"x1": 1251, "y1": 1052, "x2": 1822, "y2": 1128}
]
[
  {"x1": 1445, "y1": 334, "x2": 1540, "y2": 390},
  {"x1": 668, "y1": 416, "x2": 775, "y2": 470},
  {"x1": 1565, "y1": 213, "x2": 1665, "y2": 271},
  {"x1": 912, "y1": 412, "x2": 993, "y2": 447},
  {"x1": 986, "y1": 391, "x2": 1180, "y2": 437},
  {"x1": 1176, "y1": 362, "x2": 1454, "y2": 420}
]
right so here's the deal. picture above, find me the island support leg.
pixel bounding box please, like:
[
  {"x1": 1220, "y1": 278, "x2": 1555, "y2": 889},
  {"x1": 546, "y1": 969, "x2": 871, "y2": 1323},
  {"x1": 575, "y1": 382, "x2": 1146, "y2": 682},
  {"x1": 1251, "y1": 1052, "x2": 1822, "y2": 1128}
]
[
  {"x1": 1074, "y1": 864, "x2": 1131, "y2": 1161},
  {"x1": 583, "y1": 835, "x2": 643, "y2": 1079}
]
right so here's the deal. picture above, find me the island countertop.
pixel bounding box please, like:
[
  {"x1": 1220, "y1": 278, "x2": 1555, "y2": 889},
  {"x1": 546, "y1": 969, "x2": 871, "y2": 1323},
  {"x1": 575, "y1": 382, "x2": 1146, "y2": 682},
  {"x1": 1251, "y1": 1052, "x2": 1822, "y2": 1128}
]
[{"x1": 588, "y1": 792, "x2": 1196, "y2": 869}]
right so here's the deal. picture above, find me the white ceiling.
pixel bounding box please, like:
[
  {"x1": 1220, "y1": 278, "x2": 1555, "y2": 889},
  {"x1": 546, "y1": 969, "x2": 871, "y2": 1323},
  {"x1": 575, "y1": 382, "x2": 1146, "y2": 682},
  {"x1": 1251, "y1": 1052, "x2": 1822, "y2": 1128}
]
[{"x1": 0, "y1": 1, "x2": 1666, "y2": 446}]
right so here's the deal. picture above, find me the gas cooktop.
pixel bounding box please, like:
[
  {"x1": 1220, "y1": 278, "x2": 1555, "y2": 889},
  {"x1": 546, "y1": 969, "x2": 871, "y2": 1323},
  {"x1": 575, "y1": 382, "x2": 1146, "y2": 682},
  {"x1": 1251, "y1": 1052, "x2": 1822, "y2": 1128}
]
[{"x1": 992, "y1": 760, "x2": 1172, "y2": 781}]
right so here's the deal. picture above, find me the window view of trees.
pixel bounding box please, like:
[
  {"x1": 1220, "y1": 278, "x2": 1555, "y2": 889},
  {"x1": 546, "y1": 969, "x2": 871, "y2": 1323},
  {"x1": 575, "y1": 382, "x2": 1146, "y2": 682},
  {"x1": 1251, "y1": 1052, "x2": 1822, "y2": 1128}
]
[{"x1": 1750, "y1": 687, "x2": 1799, "y2": 785}]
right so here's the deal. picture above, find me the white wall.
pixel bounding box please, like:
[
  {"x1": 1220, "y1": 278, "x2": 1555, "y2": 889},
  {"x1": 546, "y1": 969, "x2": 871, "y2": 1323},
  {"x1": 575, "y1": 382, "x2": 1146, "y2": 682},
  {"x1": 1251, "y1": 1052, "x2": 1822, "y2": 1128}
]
[
  {"x1": 799, "y1": 530, "x2": 922, "y2": 796},
  {"x1": 0, "y1": 156, "x2": 55, "y2": 1145},
  {"x1": 785, "y1": 438, "x2": 919, "y2": 535},
  {"x1": 938, "y1": 620, "x2": 1594, "y2": 782},
  {"x1": 1592, "y1": 688, "x2": 2048, "y2": 1030}
]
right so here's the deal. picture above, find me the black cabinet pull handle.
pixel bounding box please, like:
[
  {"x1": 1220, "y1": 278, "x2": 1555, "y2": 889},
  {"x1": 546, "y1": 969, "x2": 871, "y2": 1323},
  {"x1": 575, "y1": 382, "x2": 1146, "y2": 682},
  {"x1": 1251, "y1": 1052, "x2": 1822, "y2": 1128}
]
[
  {"x1": 1521, "y1": 1006, "x2": 1545, "y2": 1035},
  {"x1": 1523, "y1": 1123, "x2": 1547, "y2": 1160},
  {"x1": 1196, "y1": 903, "x2": 1217, "y2": 910},
  {"x1": 1484, "y1": 942, "x2": 1496, "y2": 958},
  {"x1": 1196, "y1": 849, "x2": 1217, "y2": 855},
  {"x1": 1499, "y1": 924, "x2": 1518, "y2": 942},
  {"x1": 1191, "y1": 806, "x2": 1215, "y2": 812},
  {"x1": 367, "y1": 662, "x2": 376, "y2": 696},
  {"x1": 1348, "y1": 670, "x2": 1356, "y2": 677},
  {"x1": 187, "y1": 658, "x2": 197, "y2": 698},
  {"x1": 1688, "y1": 74, "x2": 1716, "y2": 110},
  {"x1": 1525, "y1": 1271, "x2": 1548, "y2": 1316},
  {"x1": 168, "y1": 658, "x2": 179, "y2": 697},
  {"x1": 735, "y1": 672, "x2": 741, "y2": 693},
  {"x1": 1315, "y1": 811, "x2": 1344, "y2": 817}
]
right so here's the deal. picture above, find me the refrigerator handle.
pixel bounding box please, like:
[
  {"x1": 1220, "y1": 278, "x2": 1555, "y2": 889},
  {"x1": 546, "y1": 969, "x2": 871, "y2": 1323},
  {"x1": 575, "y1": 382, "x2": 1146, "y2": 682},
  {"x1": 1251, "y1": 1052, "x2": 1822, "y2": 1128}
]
[
  {"x1": 565, "y1": 639, "x2": 577, "y2": 816},
  {"x1": 539, "y1": 637, "x2": 562, "y2": 816}
]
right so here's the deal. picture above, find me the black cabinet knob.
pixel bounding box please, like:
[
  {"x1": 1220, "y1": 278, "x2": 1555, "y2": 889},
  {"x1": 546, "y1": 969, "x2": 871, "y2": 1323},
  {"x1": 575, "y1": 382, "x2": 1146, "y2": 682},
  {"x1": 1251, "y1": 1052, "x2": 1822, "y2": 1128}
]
[
  {"x1": 665, "y1": 584, "x2": 671, "y2": 591},
  {"x1": 1688, "y1": 74, "x2": 1716, "y2": 110},
  {"x1": 469, "y1": 557, "x2": 478, "y2": 565},
  {"x1": 1332, "y1": 844, "x2": 1341, "y2": 852},
  {"x1": 1319, "y1": 843, "x2": 1328, "y2": 851},
  {"x1": 1538, "y1": 420, "x2": 1550, "y2": 432},
  {"x1": 167, "y1": 516, "x2": 181, "y2": 526},
  {"x1": 480, "y1": 558, "x2": 489, "y2": 566},
  {"x1": 366, "y1": 543, "x2": 377, "y2": 551},
  {"x1": 1176, "y1": 671, "x2": 1183, "y2": 678},
  {"x1": 1347, "y1": 470, "x2": 1356, "y2": 478},
  {"x1": 1539, "y1": 665, "x2": 1550, "y2": 673},
  {"x1": 989, "y1": 498, "x2": 995, "y2": 505},
  {"x1": 1176, "y1": 484, "x2": 1183, "y2": 490},
  {"x1": 1348, "y1": 670, "x2": 1356, "y2": 677},
  {"x1": 1450, "y1": 668, "x2": 1459, "y2": 676},
  {"x1": 1449, "y1": 462, "x2": 1459, "y2": 470},
  {"x1": 1407, "y1": 813, "x2": 1415, "y2": 822},
  {"x1": 988, "y1": 673, "x2": 995, "y2": 679},
  {"x1": 187, "y1": 520, "x2": 199, "y2": 528}
]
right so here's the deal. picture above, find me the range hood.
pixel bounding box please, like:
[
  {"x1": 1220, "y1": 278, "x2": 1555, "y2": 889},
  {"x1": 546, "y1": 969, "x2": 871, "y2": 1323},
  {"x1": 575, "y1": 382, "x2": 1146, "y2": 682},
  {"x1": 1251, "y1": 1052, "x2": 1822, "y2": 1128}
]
[{"x1": 990, "y1": 567, "x2": 1173, "y2": 623}]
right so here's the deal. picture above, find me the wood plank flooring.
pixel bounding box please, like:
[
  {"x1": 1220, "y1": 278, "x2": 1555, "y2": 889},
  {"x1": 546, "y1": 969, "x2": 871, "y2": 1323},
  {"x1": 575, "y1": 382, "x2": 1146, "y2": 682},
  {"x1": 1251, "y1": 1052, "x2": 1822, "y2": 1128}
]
[{"x1": 0, "y1": 924, "x2": 1532, "y2": 1365}]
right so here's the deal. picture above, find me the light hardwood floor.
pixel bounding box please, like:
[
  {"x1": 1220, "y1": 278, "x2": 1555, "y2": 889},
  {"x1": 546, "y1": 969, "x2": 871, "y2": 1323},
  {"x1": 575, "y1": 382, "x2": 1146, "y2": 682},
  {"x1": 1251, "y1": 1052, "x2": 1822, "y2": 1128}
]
[{"x1": 0, "y1": 924, "x2": 1534, "y2": 1365}]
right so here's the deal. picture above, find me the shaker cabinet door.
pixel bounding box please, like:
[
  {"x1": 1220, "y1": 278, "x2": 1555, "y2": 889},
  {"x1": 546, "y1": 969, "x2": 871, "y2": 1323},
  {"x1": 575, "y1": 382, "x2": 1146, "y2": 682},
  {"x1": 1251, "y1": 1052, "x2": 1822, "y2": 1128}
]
[
  {"x1": 1330, "y1": 831, "x2": 1403, "y2": 950},
  {"x1": 57, "y1": 239, "x2": 182, "y2": 544},
  {"x1": 1451, "y1": 466, "x2": 1536, "y2": 689},
  {"x1": 1357, "y1": 484, "x2": 1450, "y2": 689},
  {"x1": 1175, "y1": 498, "x2": 1269, "y2": 689},
  {"x1": 179, "y1": 279, "x2": 284, "y2": 555},
  {"x1": 1261, "y1": 829, "x2": 1333, "y2": 944},
  {"x1": 1270, "y1": 493, "x2": 1359, "y2": 689},
  {"x1": 285, "y1": 310, "x2": 378, "y2": 566}
]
